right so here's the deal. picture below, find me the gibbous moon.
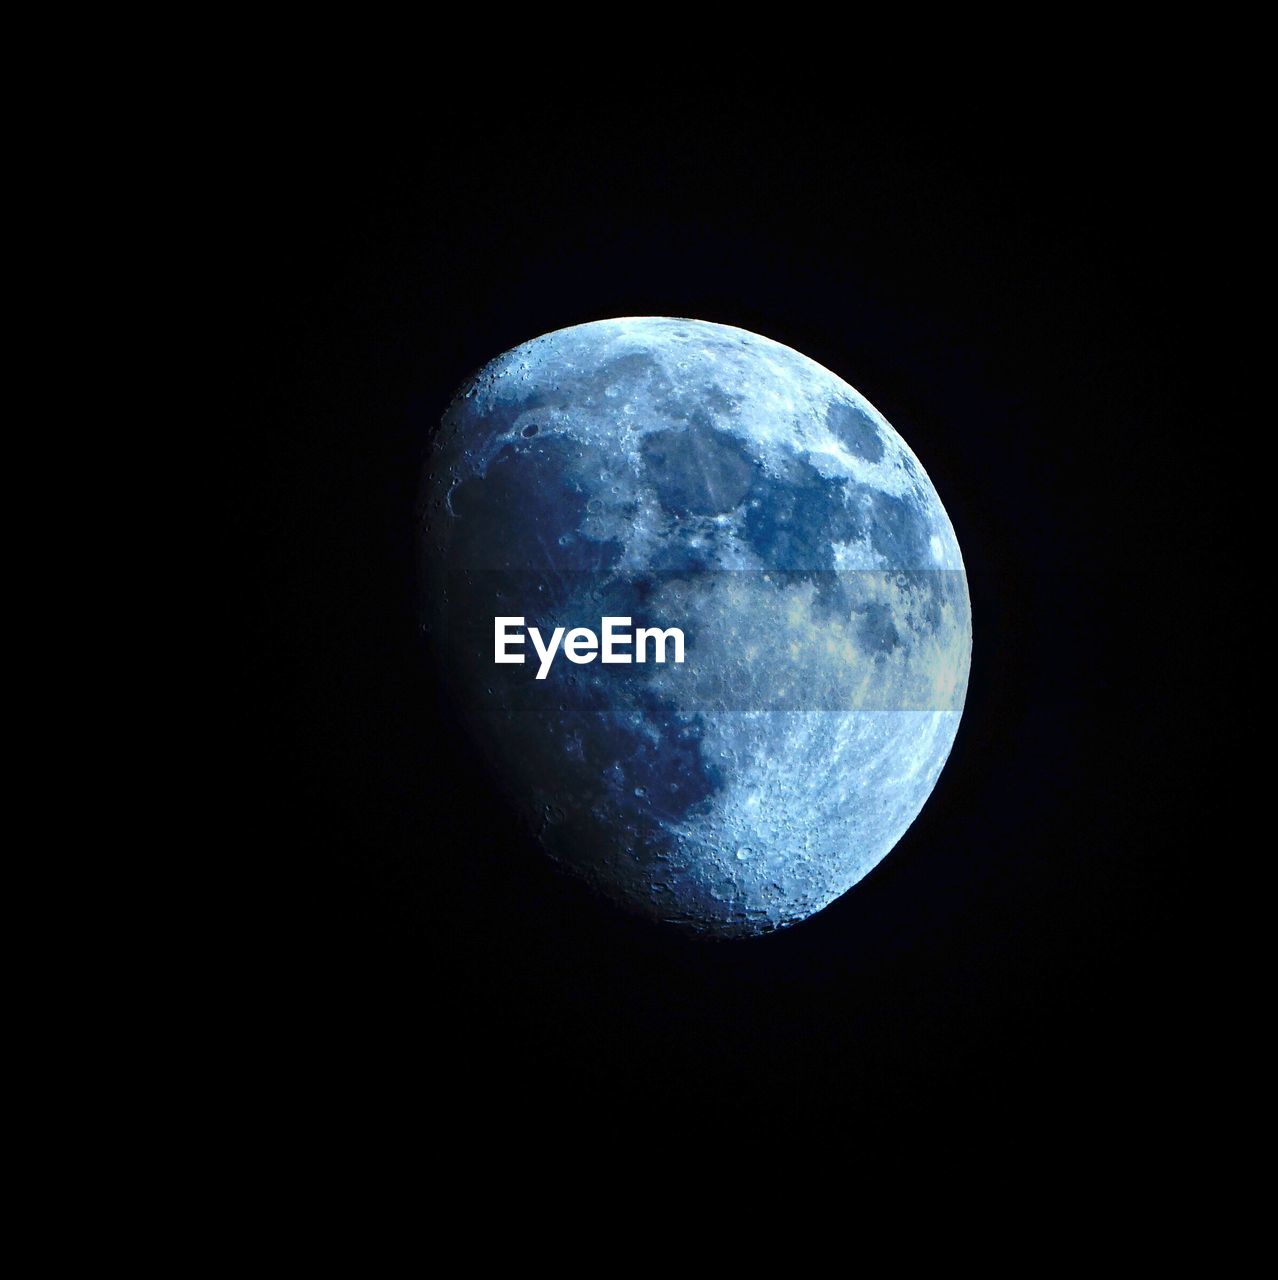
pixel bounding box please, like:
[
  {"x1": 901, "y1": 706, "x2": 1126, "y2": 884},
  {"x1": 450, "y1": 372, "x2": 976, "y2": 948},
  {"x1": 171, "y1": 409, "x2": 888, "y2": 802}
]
[{"x1": 420, "y1": 318, "x2": 971, "y2": 936}]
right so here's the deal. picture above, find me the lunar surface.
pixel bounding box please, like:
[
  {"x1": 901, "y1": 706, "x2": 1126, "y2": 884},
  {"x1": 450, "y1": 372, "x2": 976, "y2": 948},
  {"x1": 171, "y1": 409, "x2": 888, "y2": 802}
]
[{"x1": 419, "y1": 318, "x2": 971, "y2": 937}]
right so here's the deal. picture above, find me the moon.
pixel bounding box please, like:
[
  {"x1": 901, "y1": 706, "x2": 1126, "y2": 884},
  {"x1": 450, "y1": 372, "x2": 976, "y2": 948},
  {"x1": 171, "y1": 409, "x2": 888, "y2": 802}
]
[{"x1": 419, "y1": 318, "x2": 971, "y2": 937}]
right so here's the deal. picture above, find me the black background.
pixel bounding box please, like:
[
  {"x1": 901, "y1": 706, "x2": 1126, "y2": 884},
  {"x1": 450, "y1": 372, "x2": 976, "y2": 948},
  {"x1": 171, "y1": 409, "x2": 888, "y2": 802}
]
[{"x1": 242, "y1": 96, "x2": 1211, "y2": 1153}]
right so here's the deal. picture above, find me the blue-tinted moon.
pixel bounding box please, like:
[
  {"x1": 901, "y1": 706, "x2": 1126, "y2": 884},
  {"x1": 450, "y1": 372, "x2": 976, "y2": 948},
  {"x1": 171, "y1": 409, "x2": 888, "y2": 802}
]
[{"x1": 419, "y1": 318, "x2": 971, "y2": 937}]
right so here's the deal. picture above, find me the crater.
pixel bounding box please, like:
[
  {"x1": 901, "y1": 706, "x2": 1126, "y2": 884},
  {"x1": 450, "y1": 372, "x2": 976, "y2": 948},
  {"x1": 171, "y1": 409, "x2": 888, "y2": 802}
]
[{"x1": 827, "y1": 399, "x2": 885, "y2": 463}]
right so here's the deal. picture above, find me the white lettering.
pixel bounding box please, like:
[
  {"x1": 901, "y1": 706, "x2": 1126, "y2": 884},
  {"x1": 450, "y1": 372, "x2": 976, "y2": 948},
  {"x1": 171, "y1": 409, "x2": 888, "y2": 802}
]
[
  {"x1": 528, "y1": 626, "x2": 566, "y2": 680},
  {"x1": 495, "y1": 617, "x2": 685, "y2": 678},
  {"x1": 601, "y1": 617, "x2": 633, "y2": 663},
  {"x1": 564, "y1": 627, "x2": 599, "y2": 663},
  {"x1": 494, "y1": 617, "x2": 526, "y2": 663},
  {"x1": 636, "y1": 626, "x2": 685, "y2": 664}
]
